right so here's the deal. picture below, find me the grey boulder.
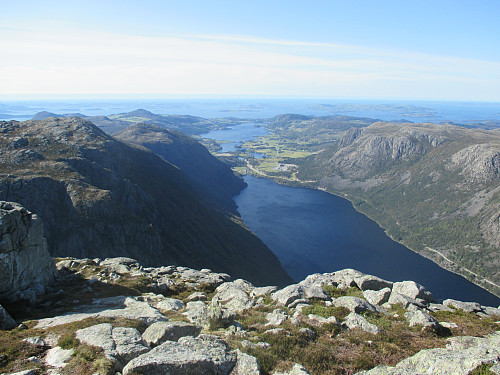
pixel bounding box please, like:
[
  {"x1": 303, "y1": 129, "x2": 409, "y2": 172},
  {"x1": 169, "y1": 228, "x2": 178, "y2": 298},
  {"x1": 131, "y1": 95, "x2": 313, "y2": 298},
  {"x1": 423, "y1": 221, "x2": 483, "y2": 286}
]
[
  {"x1": 142, "y1": 321, "x2": 202, "y2": 346},
  {"x1": 122, "y1": 334, "x2": 237, "y2": 375}
]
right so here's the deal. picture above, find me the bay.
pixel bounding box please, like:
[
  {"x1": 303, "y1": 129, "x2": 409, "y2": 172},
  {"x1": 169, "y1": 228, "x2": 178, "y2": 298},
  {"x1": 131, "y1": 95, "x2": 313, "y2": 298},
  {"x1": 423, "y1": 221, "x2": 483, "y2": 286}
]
[{"x1": 234, "y1": 175, "x2": 500, "y2": 306}]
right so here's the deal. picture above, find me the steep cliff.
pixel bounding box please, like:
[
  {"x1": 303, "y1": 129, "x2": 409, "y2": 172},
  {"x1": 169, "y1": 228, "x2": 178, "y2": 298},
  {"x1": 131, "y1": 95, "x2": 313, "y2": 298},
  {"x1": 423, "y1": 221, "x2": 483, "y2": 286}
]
[
  {"x1": 0, "y1": 117, "x2": 292, "y2": 286},
  {"x1": 114, "y1": 123, "x2": 245, "y2": 212}
]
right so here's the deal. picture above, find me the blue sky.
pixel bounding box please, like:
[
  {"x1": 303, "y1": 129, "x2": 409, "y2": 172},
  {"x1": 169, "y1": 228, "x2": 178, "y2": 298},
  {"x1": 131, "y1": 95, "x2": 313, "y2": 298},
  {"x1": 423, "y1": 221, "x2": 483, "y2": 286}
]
[{"x1": 1, "y1": 0, "x2": 499, "y2": 100}]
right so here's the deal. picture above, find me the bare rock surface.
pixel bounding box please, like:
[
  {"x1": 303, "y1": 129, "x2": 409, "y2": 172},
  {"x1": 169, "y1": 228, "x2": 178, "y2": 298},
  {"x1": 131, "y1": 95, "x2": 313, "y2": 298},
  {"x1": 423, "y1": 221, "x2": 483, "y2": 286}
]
[
  {"x1": 343, "y1": 312, "x2": 381, "y2": 334},
  {"x1": 35, "y1": 296, "x2": 167, "y2": 329},
  {"x1": 142, "y1": 321, "x2": 202, "y2": 346},
  {"x1": 355, "y1": 332, "x2": 500, "y2": 375},
  {"x1": 333, "y1": 296, "x2": 378, "y2": 314},
  {"x1": 75, "y1": 323, "x2": 149, "y2": 370},
  {"x1": 0, "y1": 201, "x2": 57, "y2": 303},
  {"x1": 122, "y1": 334, "x2": 238, "y2": 375}
]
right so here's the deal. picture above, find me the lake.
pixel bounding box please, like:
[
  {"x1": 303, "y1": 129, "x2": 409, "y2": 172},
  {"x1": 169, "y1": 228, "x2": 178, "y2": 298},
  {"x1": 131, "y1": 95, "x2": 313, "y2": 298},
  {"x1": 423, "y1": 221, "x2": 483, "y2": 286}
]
[{"x1": 234, "y1": 175, "x2": 500, "y2": 306}]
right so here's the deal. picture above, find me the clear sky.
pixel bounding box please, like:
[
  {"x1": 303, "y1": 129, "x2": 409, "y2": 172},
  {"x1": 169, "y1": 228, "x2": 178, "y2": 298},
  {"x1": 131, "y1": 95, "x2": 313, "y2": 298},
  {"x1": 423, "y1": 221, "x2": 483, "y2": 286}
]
[{"x1": 1, "y1": 0, "x2": 499, "y2": 101}]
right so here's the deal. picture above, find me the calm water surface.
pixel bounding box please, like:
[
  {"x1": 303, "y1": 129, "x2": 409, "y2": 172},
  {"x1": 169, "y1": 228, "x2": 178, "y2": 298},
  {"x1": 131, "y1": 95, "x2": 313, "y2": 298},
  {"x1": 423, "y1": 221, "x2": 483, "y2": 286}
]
[{"x1": 234, "y1": 176, "x2": 500, "y2": 306}]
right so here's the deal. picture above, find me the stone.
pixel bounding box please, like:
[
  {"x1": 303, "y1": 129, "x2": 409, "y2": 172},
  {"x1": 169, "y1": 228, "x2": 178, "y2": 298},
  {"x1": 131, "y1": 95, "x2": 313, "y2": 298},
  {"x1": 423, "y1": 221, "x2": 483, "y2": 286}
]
[
  {"x1": 122, "y1": 334, "x2": 237, "y2": 375},
  {"x1": 44, "y1": 347, "x2": 74, "y2": 368},
  {"x1": 155, "y1": 297, "x2": 185, "y2": 311},
  {"x1": 187, "y1": 292, "x2": 207, "y2": 301},
  {"x1": 142, "y1": 321, "x2": 202, "y2": 346},
  {"x1": 263, "y1": 328, "x2": 288, "y2": 335},
  {"x1": 288, "y1": 299, "x2": 311, "y2": 309},
  {"x1": 333, "y1": 296, "x2": 378, "y2": 314},
  {"x1": 272, "y1": 284, "x2": 304, "y2": 306},
  {"x1": 0, "y1": 201, "x2": 57, "y2": 303},
  {"x1": 302, "y1": 284, "x2": 330, "y2": 300},
  {"x1": 490, "y1": 363, "x2": 500, "y2": 375},
  {"x1": 343, "y1": 312, "x2": 381, "y2": 334},
  {"x1": 183, "y1": 301, "x2": 209, "y2": 325},
  {"x1": 354, "y1": 331, "x2": 500, "y2": 375},
  {"x1": 404, "y1": 310, "x2": 440, "y2": 329},
  {"x1": 0, "y1": 303, "x2": 17, "y2": 330},
  {"x1": 363, "y1": 287, "x2": 391, "y2": 306},
  {"x1": 212, "y1": 282, "x2": 255, "y2": 312},
  {"x1": 2, "y1": 370, "x2": 39, "y2": 375},
  {"x1": 76, "y1": 323, "x2": 149, "y2": 370},
  {"x1": 230, "y1": 349, "x2": 260, "y2": 375},
  {"x1": 428, "y1": 303, "x2": 454, "y2": 312},
  {"x1": 250, "y1": 286, "x2": 278, "y2": 297},
  {"x1": 392, "y1": 281, "x2": 434, "y2": 303},
  {"x1": 36, "y1": 296, "x2": 167, "y2": 329},
  {"x1": 23, "y1": 336, "x2": 46, "y2": 347},
  {"x1": 265, "y1": 309, "x2": 289, "y2": 326},
  {"x1": 306, "y1": 314, "x2": 338, "y2": 327},
  {"x1": 443, "y1": 299, "x2": 482, "y2": 313},
  {"x1": 100, "y1": 257, "x2": 138, "y2": 267},
  {"x1": 482, "y1": 305, "x2": 500, "y2": 317},
  {"x1": 353, "y1": 274, "x2": 393, "y2": 291},
  {"x1": 387, "y1": 292, "x2": 419, "y2": 309},
  {"x1": 299, "y1": 328, "x2": 316, "y2": 340},
  {"x1": 273, "y1": 363, "x2": 311, "y2": 375},
  {"x1": 439, "y1": 322, "x2": 458, "y2": 329}
]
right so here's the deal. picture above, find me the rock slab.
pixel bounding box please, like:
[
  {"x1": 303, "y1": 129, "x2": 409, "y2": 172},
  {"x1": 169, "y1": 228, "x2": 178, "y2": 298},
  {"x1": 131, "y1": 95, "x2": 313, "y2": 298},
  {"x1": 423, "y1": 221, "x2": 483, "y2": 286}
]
[{"x1": 0, "y1": 201, "x2": 57, "y2": 302}]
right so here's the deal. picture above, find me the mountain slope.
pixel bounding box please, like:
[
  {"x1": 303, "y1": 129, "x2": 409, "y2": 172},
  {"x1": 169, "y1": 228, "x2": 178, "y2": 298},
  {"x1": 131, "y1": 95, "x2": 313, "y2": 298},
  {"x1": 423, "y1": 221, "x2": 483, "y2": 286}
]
[
  {"x1": 0, "y1": 117, "x2": 292, "y2": 286},
  {"x1": 296, "y1": 122, "x2": 500, "y2": 295},
  {"x1": 114, "y1": 123, "x2": 245, "y2": 212}
]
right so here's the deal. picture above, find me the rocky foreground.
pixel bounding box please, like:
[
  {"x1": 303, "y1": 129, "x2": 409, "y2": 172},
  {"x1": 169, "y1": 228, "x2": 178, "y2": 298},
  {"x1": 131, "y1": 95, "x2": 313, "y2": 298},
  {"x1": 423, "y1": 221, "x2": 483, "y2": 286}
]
[{"x1": 0, "y1": 256, "x2": 499, "y2": 375}]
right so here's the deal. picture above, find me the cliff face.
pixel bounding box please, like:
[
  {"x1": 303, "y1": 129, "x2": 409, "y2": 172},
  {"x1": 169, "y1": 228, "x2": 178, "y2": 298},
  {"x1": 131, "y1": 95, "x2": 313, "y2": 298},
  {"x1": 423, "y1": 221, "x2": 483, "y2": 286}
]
[
  {"x1": 0, "y1": 117, "x2": 292, "y2": 286},
  {"x1": 297, "y1": 122, "x2": 500, "y2": 294},
  {"x1": 0, "y1": 201, "x2": 57, "y2": 303},
  {"x1": 114, "y1": 123, "x2": 245, "y2": 213}
]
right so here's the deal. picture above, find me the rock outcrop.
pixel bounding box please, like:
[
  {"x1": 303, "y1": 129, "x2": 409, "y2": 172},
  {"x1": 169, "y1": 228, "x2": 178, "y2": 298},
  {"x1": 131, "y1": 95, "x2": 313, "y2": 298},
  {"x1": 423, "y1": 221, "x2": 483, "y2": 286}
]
[
  {"x1": 0, "y1": 201, "x2": 57, "y2": 303},
  {"x1": 1, "y1": 258, "x2": 499, "y2": 375}
]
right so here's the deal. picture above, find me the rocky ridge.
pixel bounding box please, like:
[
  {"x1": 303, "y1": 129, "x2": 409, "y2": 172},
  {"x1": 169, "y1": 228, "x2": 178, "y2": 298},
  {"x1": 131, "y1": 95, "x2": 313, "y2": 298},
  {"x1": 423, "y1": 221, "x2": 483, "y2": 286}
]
[
  {"x1": 0, "y1": 118, "x2": 291, "y2": 286},
  {"x1": 1, "y1": 257, "x2": 499, "y2": 375},
  {"x1": 296, "y1": 121, "x2": 500, "y2": 295}
]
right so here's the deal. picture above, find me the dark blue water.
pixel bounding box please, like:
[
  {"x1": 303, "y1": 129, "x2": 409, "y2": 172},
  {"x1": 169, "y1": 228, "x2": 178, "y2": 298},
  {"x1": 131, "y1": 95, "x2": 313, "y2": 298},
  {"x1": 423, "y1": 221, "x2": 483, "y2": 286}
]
[
  {"x1": 200, "y1": 122, "x2": 268, "y2": 152},
  {"x1": 234, "y1": 176, "x2": 500, "y2": 306}
]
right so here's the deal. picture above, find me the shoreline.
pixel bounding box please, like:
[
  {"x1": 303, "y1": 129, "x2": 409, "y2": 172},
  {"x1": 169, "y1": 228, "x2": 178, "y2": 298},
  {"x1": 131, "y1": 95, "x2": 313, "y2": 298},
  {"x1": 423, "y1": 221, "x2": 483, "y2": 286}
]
[{"x1": 242, "y1": 163, "x2": 500, "y2": 300}]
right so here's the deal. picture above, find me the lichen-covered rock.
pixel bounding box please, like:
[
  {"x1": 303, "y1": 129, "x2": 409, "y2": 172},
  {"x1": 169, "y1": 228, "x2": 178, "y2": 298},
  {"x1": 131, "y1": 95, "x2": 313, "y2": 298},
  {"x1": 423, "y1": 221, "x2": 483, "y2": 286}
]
[
  {"x1": 392, "y1": 281, "x2": 434, "y2": 303},
  {"x1": 142, "y1": 321, "x2": 202, "y2": 346},
  {"x1": 122, "y1": 334, "x2": 237, "y2": 375},
  {"x1": 333, "y1": 296, "x2": 378, "y2": 314},
  {"x1": 363, "y1": 287, "x2": 391, "y2": 306},
  {"x1": 44, "y1": 346, "x2": 74, "y2": 368},
  {"x1": 355, "y1": 332, "x2": 500, "y2": 375},
  {"x1": 343, "y1": 312, "x2": 381, "y2": 334},
  {"x1": 230, "y1": 349, "x2": 260, "y2": 375},
  {"x1": 443, "y1": 299, "x2": 482, "y2": 313},
  {"x1": 36, "y1": 296, "x2": 167, "y2": 329},
  {"x1": 266, "y1": 309, "x2": 289, "y2": 326},
  {"x1": 272, "y1": 284, "x2": 304, "y2": 306},
  {"x1": 404, "y1": 310, "x2": 440, "y2": 329},
  {"x1": 273, "y1": 363, "x2": 311, "y2": 375},
  {"x1": 212, "y1": 281, "x2": 255, "y2": 312},
  {"x1": 0, "y1": 201, "x2": 57, "y2": 303},
  {"x1": 75, "y1": 323, "x2": 150, "y2": 370},
  {"x1": 155, "y1": 297, "x2": 185, "y2": 311}
]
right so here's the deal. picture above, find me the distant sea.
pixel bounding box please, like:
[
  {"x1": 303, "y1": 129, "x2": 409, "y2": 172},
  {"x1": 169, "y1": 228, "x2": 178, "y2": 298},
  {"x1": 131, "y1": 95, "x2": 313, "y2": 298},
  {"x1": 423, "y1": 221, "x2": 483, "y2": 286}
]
[{"x1": 1, "y1": 98, "x2": 500, "y2": 125}]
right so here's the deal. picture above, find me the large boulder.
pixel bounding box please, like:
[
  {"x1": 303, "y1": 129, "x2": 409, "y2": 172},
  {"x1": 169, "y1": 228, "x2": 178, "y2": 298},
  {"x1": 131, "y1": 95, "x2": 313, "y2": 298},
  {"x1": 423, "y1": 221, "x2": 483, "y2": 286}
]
[
  {"x1": 392, "y1": 281, "x2": 435, "y2": 303},
  {"x1": 75, "y1": 323, "x2": 150, "y2": 370},
  {"x1": 122, "y1": 334, "x2": 237, "y2": 375},
  {"x1": 0, "y1": 201, "x2": 57, "y2": 303},
  {"x1": 142, "y1": 321, "x2": 202, "y2": 346},
  {"x1": 333, "y1": 296, "x2": 378, "y2": 314},
  {"x1": 342, "y1": 312, "x2": 381, "y2": 334}
]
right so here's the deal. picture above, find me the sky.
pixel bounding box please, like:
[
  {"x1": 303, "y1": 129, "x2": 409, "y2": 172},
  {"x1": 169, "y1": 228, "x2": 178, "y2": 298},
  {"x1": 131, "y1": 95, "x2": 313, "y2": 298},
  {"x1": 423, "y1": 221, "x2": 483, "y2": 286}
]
[{"x1": 1, "y1": 0, "x2": 499, "y2": 101}]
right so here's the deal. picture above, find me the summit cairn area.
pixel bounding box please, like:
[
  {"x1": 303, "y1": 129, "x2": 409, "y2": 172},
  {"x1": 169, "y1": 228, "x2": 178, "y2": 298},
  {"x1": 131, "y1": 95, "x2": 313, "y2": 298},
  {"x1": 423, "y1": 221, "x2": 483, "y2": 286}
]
[{"x1": 0, "y1": 257, "x2": 499, "y2": 374}]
